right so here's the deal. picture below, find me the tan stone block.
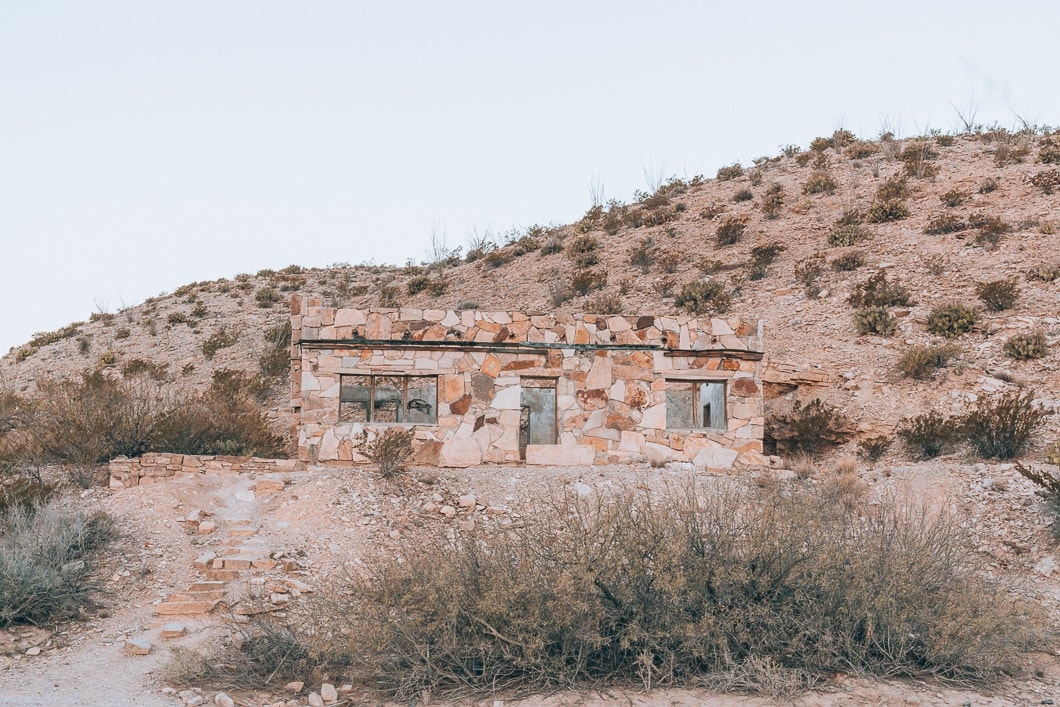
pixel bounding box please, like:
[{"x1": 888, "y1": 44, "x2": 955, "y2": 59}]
[
  {"x1": 439, "y1": 438, "x2": 482, "y2": 467},
  {"x1": 584, "y1": 355, "x2": 612, "y2": 390},
  {"x1": 481, "y1": 354, "x2": 502, "y2": 378},
  {"x1": 525, "y1": 444, "x2": 595, "y2": 466}
]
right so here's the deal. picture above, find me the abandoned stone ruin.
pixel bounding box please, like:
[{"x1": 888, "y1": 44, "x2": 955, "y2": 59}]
[{"x1": 291, "y1": 295, "x2": 766, "y2": 470}]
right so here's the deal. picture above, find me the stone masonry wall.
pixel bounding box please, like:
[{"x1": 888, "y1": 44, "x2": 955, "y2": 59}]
[
  {"x1": 110, "y1": 453, "x2": 306, "y2": 489},
  {"x1": 292, "y1": 296, "x2": 766, "y2": 469}
]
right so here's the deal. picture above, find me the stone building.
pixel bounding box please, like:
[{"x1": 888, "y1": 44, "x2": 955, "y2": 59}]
[{"x1": 291, "y1": 295, "x2": 765, "y2": 469}]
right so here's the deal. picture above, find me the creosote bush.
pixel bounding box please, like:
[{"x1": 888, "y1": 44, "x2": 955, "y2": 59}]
[
  {"x1": 940, "y1": 188, "x2": 968, "y2": 207},
  {"x1": 674, "y1": 280, "x2": 731, "y2": 315},
  {"x1": 853, "y1": 306, "x2": 896, "y2": 336},
  {"x1": 830, "y1": 251, "x2": 865, "y2": 271},
  {"x1": 716, "y1": 163, "x2": 743, "y2": 181},
  {"x1": 768, "y1": 398, "x2": 852, "y2": 455},
  {"x1": 925, "y1": 214, "x2": 966, "y2": 235},
  {"x1": 1003, "y1": 332, "x2": 1048, "y2": 361},
  {"x1": 715, "y1": 216, "x2": 747, "y2": 246},
  {"x1": 926, "y1": 304, "x2": 977, "y2": 338},
  {"x1": 897, "y1": 411, "x2": 962, "y2": 459},
  {"x1": 305, "y1": 480, "x2": 1043, "y2": 699},
  {"x1": 963, "y1": 391, "x2": 1049, "y2": 460},
  {"x1": 356, "y1": 427, "x2": 414, "y2": 478},
  {"x1": 976, "y1": 278, "x2": 1020, "y2": 311},
  {"x1": 866, "y1": 198, "x2": 910, "y2": 223},
  {"x1": 897, "y1": 344, "x2": 958, "y2": 380},
  {"x1": 732, "y1": 188, "x2": 753, "y2": 202}
]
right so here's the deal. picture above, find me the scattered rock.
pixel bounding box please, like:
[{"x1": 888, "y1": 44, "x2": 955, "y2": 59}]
[
  {"x1": 123, "y1": 638, "x2": 152, "y2": 655},
  {"x1": 307, "y1": 692, "x2": 324, "y2": 707},
  {"x1": 25, "y1": 646, "x2": 41, "y2": 656},
  {"x1": 440, "y1": 504, "x2": 457, "y2": 518},
  {"x1": 214, "y1": 692, "x2": 235, "y2": 707},
  {"x1": 320, "y1": 682, "x2": 338, "y2": 702},
  {"x1": 283, "y1": 681, "x2": 304, "y2": 693},
  {"x1": 1035, "y1": 556, "x2": 1056, "y2": 577},
  {"x1": 161, "y1": 622, "x2": 186, "y2": 639}
]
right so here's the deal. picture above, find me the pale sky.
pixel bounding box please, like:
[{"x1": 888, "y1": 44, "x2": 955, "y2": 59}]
[{"x1": 2, "y1": 1, "x2": 1058, "y2": 354}]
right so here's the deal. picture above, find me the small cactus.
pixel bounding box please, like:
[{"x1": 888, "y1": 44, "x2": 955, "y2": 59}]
[
  {"x1": 1003, "y1": 332, "x2": 1048, "y2": 361},
  {"x1": 926, "y1": 303, "x2": 977, "y2": 338}
]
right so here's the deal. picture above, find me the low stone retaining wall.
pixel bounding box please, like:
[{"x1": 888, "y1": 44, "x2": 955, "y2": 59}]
[{"x1": 110, "y1": 453, "x2": 306, "y2": 488}]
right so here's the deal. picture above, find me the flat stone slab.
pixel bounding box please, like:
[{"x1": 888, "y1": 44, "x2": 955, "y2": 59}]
[
  {"x1": 167, "y1": 589, "x2": 225, "y2": 602},
  {"x1": 525, "y1": 444, "x2": 595, "y2": 466},
  {"x1": 155, "y1": 600, "x2": 220, "y2": 616},
  {"x1": 206, "y1": 569, "x2": 242, "y2": 582},
  {"x1": 161, "y1": 622, "x2": 186, "y2": 639},
  {"x1": 124, "y1": 638, "x2": 152, "y2": 655},
  {"x1": 188, "y1": 581, "x2": 226, "y2": 592}
]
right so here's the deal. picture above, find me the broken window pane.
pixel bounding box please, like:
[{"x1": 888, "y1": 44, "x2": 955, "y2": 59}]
[
  {"x1": 405, "y1": 378, "x2": 438, "y2": 424},
  {"x1": 339, "y1": 376, "x2": 371, "y2": 422},
  {"x1": 373, "y1": 375, "x2": 403, "y2": 423},
  {"x1": 665, "y1": 382, "x2": 695, "y2": 429},
  {"x1": 700, "y1": 381, "x2": 726, "y2": 429},
  {"x1": 666, "y1": 379, "x2": 726, "y2": 430}
]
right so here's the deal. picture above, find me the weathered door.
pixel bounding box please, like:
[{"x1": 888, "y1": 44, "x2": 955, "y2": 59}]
[{"x1": 519, "y1": 384, "x2": 557, "y2": 458}]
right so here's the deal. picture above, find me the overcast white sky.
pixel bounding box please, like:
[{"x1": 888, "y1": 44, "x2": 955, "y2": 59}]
[{"x1": 2, "y1": 1, "x2": 1058, "y2": 354}]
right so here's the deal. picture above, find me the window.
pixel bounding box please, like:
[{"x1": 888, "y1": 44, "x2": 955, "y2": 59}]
[
  {"x1": 665, "y1": 380, "x2": 726, "y2": 430},
  {"x1": 339, "y1": 374, "x2": 437, "y2": 424}
]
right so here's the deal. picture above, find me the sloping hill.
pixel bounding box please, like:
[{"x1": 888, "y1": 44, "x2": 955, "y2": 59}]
[{"x1": 4, "y1": 129, "x2": 1059, "y2": 452}]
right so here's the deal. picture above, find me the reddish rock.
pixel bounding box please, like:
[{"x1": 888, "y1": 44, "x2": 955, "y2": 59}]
[
  {"x1": 575, "y1": 388, "x2": 608, "y2": 410},
  {"x1": 732, "y1": 378, "x2": 760, "y2": 396},
  {"x1": 450, "y1": 394, "x2": 472, "y2": 416}
]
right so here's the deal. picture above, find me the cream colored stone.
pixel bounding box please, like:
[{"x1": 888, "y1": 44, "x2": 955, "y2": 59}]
[
  {"x1": 584, "y1": 355, "x2": 612, "y2": 390},
  {"x1": 525, "y1": 444, "x2": 595, "y2": 466},
  {"x1": 640, "y1": 403, "x2": 666, "y2": 429},
  {"x1": 619, "y1": 430, "x2": 645, "y2": 452},
  {"x1": 439, "y1": 439, "x2": 482, "y2": 467},
  {"x1": 693, "y1": 446, "x2": 738, "y2": 470}
]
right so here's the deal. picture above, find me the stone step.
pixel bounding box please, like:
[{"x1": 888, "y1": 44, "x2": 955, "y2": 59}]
[
  {"x1": 212, "y1": 556, "x2": 254, "y2": 570},
  {"x1": 227, "y1": 528, "x2": 259, "y2": 538},
  {"x1": 189, "y1": 581, "x2": 226, "y2": 593},
  {"x1": 154, "y1": 599, "x2": 220, "y2": 616},
  {"x1": 206, "y1": 569, "x2": 242, "y2": 582},
  {"x1": 192, "y1": 552, "x2": 217, "y2": 570},
  {"x1": 222, "y1": 518, "x2": 255, "y2": 527},
  {"x1": 167, "y1": 589, "x2": 225, "y2": 603}
]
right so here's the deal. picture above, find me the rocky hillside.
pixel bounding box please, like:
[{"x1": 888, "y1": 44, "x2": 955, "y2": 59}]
[{"x1": 3, "y1": 128, "x2": 1059, "y2": 453}]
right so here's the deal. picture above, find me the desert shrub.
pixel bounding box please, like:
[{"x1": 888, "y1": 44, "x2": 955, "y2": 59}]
[
  {"x1": 255, "y1": 287, "x2": 282, "y2": 308},
  {"x1": 548, "y1": 280, "x2": 573, "y2": 307},
  {"x1": 830, "y1": 251, "x2": 865, "y2": 271},
  {"x1": 121, "y1": 358, "x2": 168, "y2": 381},
  {"x1": 940, "y1": 188, "x2": 968, "y2": 207},
  {"x1": 732, "y1": 188, "x2": 753, "y2": 202},
  {"x1": 585, "y1": 291, "x2": 623, "y2": 315},
  {"x1": 901, "y1": 140, "x2": 939, "y2": 178},
  {"x1": 539, "y1": 235, "x2": 564, "y2": 256},
  {"x1": 794, "y1": 152, "x2": 813, "y2": 167},
  {"x1": 1040, "y1": 142, "x2": 1060, "y2": 164},
  {"x1": 845, "y1": 140, "x2": 880, "y2": 159},
  {"x1": 975, "y1": 278, "x2": 1020, "y2": 311},
  {"x1": 378, "y1": 284, "x2": 400, "y2": 307},
  {"x1": 897, "y1": 344, "x2": 958, "y2": 380},
  {"x1": 897, "y1": 411, "x2": 962, "y2": 459},
  {"x1": 426, "y1": 278, "x2": 449, "y2": 296},
  {"x1": 201, "y1": 327, "x2": 238, "y2": 359},
  {"x1": 1003, "y1": 332, "x2": 1048, "y2": 361},
  {"x1": 259, "y1": 322, "x2": 292, "y2": 379},
  {"x1": 1049, "y1": 441, "x2": 1060, "y2": 466},
  {"x1": 969, "y1": 213, "x2": 1010, "y2": 248},
  {"x1": 748, "y1": 242, "x2": 785, "y2": 280},
  {"x1": 875, "y1": 175, "x2": 911, "y2": 202},
  {"x1": 27, "y1": 323, "x2": 83, "y2": 349},
  {"x1": 1028, "y1": 169, "x2": 1060, "y2": 194},
  {"x1": 317, "y1": 480, "x2": 1039, "y2": 699},
  {"x1": 847, "y1": 271, "x2": 914, "y2": 308},
  {"x1": 167, "y1": 312, "x2": 191, "y2": 326},
  {"x1": 978, "y1": 177, "x2": 1000, "y2": 194},
  {"x1": 1026, "y1": 264, "x2": 1060, "y2": 282},
  {"x1": 853, "y1": 307, "x2": 896, "y2": 336},
  {"x1": 926, "y1": 304, "x2": 977, "y2": 338},
  {"x1": 962, "y1": 391, "x2": 1049, "y2": 460},
  {"x1": 657, "y1": 251, "x2": 681, "y2": 274},
  {"x1": 768, "y1": 398, "x2": 852, "y2": 455},
  {"x1": 802, "y1": 171, "x2": 838, "y2": 195},
  {"x1": 793, "y1": 256, "x2": 825, "y2": 297},
  {"x1": 628, "y1": 237, "x2": 657, "y2": 272},
  {"x1": 935, "y1": 134, "x2": 956, "y2": 147},
  {"x1": 0, "y1": 504, "x2": 116, "y2": 627},
  {"x1": 716, "y1": 163, "x2": 743, "y2": 181},
  {"x1": 715, "y1": 216, "x2": 747, "y2": 246},
  {"x1": 924, "y1": 214, "x2": 967, "y2": 235},
  {"x1": 827, "y1": 224, "x2": 871, "y2": 247},
  {"x1": 406, "y1": 274, "x2": 429, "y2": 295},
  {"x1": 570, "y1": 269, "x2": 607, "y2": 296},
  {"x1": 483, "y1": 249, "x2": 513, "y2": 269},
  {"x1": 857, "y1": 436, "x2": 892, "y2": 462},
  {"x1": 760, "y1": 184, "x2": 785, "y2": 219},
  {"x1": 674, "y1": 281, "x2": 731, "y2": 315},
  {"x1": 566, "y1": 235, "x2": 599, "y2": 268},
  {"x1": 866, "y1": 198, "x2": 910, "y2": 223},
  {"x1": 356, "y1": 427, "x2": 414, "y2": 479}
]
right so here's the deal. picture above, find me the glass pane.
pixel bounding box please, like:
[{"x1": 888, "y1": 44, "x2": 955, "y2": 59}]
[
  {"x1": 699, "y1": 381, "x2": 726, "y2": 429},
  {"x1": 405, "y1": 378, "x2": 438, "y2": 424},
  {"x1": 665, "y1": 382, "x2": 695, "y2": 429},
  {"x1": 373, "y1": 375, "x2": 404, "y2": 423}
]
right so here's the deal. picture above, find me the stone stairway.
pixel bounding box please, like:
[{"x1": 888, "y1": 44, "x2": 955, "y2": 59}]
[{"x1": 155, "y1": 516, "x2": 276, "y2": 616}]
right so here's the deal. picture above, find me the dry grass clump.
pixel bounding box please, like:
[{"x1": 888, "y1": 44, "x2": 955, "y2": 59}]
[
  {"x1": 760, "y1": 184, "x2": 785, "y2": 219},
  {"x1": 827, "y1": 223, "x2": 871, "y2": 247},
  {"x1": 570, "y1": 268, "x2": 607, "y2": 296},
  {"x1": 968, "y1": 213, "x2": 1010, "y2": 248},
  {"x1": 1028, "y1": 169, "x2": 1060, "y2": 194},
  {"x1": 566, "y1": 235, "x2": 599, "y2": 268},
  {"x1": 716, "y1": 163, "x2": 743, "y2": 181},
  {"x1": 866, "y1": 198, "x2": 910, "y2": 223},
  {"x1": 975, "y1": 278, "x2": 1020, "y2": 311},
  {"x1": 793, "y1": 256, "x2": 825, "y2": 298},
  {"x1": 732, "y1": 188, "x2": 753, "y2": 203},
  {"x1": 280, "y1": 480, "x2": 1044, "y2": 699},
  {"x1": 940, "y1": 188, "x2": 968, "y2": 207},
  {"x1": 0, "y1": 503, "x2": 116, "y2": 627},
  {"x1": 715, "y1": 216, "x2": 748, "y2": 246},
  {"x1": 748, "y1": 242, "x2": 785, "y2": 280},
  {"x1": 356, "y1": 427, "x2": 414, "y2": 479},
  {"x1": 830, "y1": 251, "x2": 865, "y2": 271}
]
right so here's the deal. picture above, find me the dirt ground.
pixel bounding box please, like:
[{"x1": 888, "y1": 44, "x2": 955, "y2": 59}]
[{"x1": 4, "y1": 457, "x2": 1060, "y2": 706}]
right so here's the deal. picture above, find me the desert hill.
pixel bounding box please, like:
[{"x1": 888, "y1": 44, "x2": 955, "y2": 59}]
[{"x1": 3, "y1": 128, "x2": 1059, "y2": 453}]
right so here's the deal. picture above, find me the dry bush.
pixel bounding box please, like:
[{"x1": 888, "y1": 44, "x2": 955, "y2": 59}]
[
  {"x1": 875, "y1": 175, "x2": 911, "y2": 201},
  {"x1": 963, "y1": 391, "x2": 1049, "y2": 460},
  {"x1": 897, "y1": 411, "x2": 962, "y2": 459},
  {"x1": 978, "y1": 177, "x2": 1000, "y2": 194},
  {"x1": 585, "y1": 291, "x2": 623, "y2": 315},
  {"x1": 976, "y1": 278, "x2": 1020, "y2": 311},
  {"x1": 1026, "y1": 264, "x2": 1060, "y2": 283},
  {"x1": 803, "y1": 171, "x2": 838, "y2": 195},
  {"x1": 926, "y1": 304, "x2": 977, "y2": 338},
  {"x1": 356, "y1": 427, "x2": 414, "y2": 478},
  {"x1": 827, "y1": 224, "x2": 871, "y2": 247},
  {"x1": 566, "y1": 235, "x2": 599, "y2": 268},
  {"x1": 760, "y1": 184, "x2": 785, "y2": 219},
  {"x1": 830, "y1": 251, "x2": 865, "y2": 271},
  {"x1": 716, "y1": 163, "x2": 743, "y2": 181},
  {"x1": 847, "y1": 271, "x2": 914, "y2": 308},
  {"x1": 901, "y1": 140, "x2": 939, "y2": 179},
  {"x1": 732, "y1": 188, "x2": 753, "y2": 203},
  {"x1": 858, "y1": 435, "x2": 892, "y2": 462},
  {"x1": 866, "y1": 198, "x2": 910, "y2": 223},
  {"x1": 259, "y1": 322, "x2": 292, "y2": 380},
  {"x1": 1028, "y1": 169, "x2": 1060, "y2": 194},
  {"x1": 768, "y1": 398, "x2": 853, "y2": 455},
  {"x1": 0, "y1": 504, "x2": 116, "y2": 627},
  {"x1": 255, "y1": 286, "x2": 283, "y2": 308},
  {"x1": 570, "y1": 269, "x2": 607, "y2": 296},
  {"x1": 628, "y1": 237, "x2": 657, "y2": 272},
  {"x1": 306, "y1": 480, "x2": 1043, "y2": 699},
  {"x1": 897, "y1": 344, "x2": 959, "y2": 380},
  {"x1": 201, "y1": 327, "x2": 238, "y2": 359},
  {"x1": 845, "y1": 140, "x2": 880, "y2": 159},
  {"x1": 969, "y1": 213, "x2": 1010, "y2": 248},
  {"x1": 940, "y1": 188, "x2": 968, "y2": 207},
  {"x1": 748, "y1": 242, "x2": 785, "y2": 280},
  {"x1": 1003, "y1": 332, "x2": 1048, "y2": 361},
  {"x1": 924, "y1": 214, "x2": 967, "y2": 235},
  {"x1": 715, "y1": 216, "x2": 748, "y2": 246}
]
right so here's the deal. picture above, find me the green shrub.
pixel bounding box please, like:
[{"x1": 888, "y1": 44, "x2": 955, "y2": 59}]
[
  {"x1": 768, "y1": 398, "x2": 852, "y2": 455},
  {"x1": 926, "y1": 304, "x2": 977, "y2": 338},
  {"x1": 1003, "y1": 332, "x2": 1048, "y2": 361},
  {"x1": 853, "y1": 307, "x2": 896, "y2": 336},
  {"x1": 847, "y1": 271, "x2": 914, "y2": 308},
  {"x1": 897, "y1": 344, "x2": 958, "y2": 380},
  {"x1": 962, "y1": 390, "x2": 1049, "y2": 460},
  {"x1": 0, "y1": 504, "x2": 116, "y2": 627},
  {"x1": 674, "y1": 281, "x2": 731, "y2": 315},
  {"x1": 866, "y1": 198, "x2": 910, "y2": 223},
  {"x1": 803, "y1": 171, "x2": 838, "y2": 195},
  {"x1": 897, "y1": 411, "x2": 962, "y2": 459},
  {"x1": 311, "y1": 480, "x2": 1039, "y2": 699},
  {"x1": 975, "y1": 278, "x2": 1020, "y2": 311},
  {"x1": 857, "y1": 435, "x2": 892, "y2": 462},
  {"x1": 716, "y1": 163, "x2": 743, "y2": 181},
  {"x1": 715, "y1": 216, "x2": 747, "y2": 246}
]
